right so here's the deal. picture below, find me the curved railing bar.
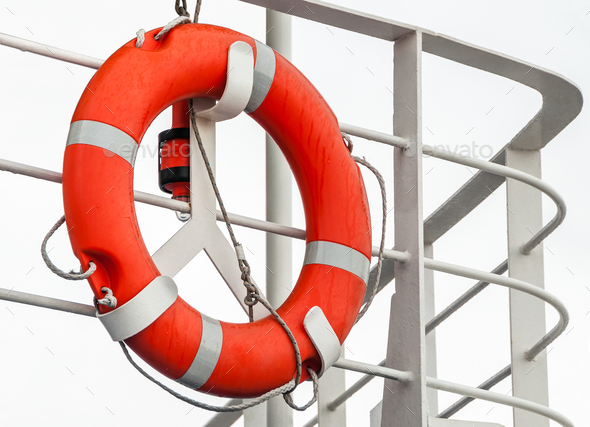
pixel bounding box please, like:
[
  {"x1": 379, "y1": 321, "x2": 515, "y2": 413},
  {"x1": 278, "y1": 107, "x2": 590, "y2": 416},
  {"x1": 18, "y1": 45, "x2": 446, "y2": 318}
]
[
  {"x1": 426, "y1": 260, "x2": 508, "y2": 334},
  {"x1": 427, "y1": 376, "x2": 574, "y2": 427},
  {"x1": 424, "y1": 258, "x2": 568, "y2": 360},
  {"x1": 423, "y1": 145, "x2": 566, "y2": 255},
  {"x1": 436, "y1": 364, "x2": 511, "y2": 419}
]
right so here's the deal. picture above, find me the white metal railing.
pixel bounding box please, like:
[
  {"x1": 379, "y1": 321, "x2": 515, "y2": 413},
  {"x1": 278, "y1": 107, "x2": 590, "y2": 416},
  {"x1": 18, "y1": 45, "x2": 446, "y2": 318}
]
[
  {"x1": 0, "y1": 15, "x2": 579, "y2": 427},
  {"x1": 0, "y1": 129, "x2": 572, "y2": 426},
  {"x1": 422, "y1": 145, "x2": 566, "y2": 255},
  {"x1": 0, "y1": 123, "x2": 572, "y2": 426}
]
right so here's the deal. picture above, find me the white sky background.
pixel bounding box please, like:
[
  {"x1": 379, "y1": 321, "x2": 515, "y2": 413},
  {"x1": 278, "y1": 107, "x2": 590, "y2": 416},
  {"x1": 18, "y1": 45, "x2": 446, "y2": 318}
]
[{"x1": 0, "y1": 0, "x2": 589, "y2": 426}]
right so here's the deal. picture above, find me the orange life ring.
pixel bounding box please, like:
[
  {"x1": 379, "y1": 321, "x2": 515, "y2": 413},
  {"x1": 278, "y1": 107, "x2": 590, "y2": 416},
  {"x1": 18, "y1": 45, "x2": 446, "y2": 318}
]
[{"x1": 62, "y1": 24, "x2": 371, "y2": 398}]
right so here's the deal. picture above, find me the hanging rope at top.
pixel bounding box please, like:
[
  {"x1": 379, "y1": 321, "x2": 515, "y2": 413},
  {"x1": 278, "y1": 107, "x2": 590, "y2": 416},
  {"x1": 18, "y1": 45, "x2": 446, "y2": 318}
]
[{"x1": 175, "y1": 0, "x2": 202, "y2": 22}]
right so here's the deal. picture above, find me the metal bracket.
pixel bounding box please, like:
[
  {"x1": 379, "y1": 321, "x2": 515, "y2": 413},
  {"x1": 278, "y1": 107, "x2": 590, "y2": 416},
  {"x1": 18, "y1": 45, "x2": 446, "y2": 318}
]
[
  {"x1": 195, "y1": 41, "x2": 254, "y2": 122},
  {"x1": 303, "y1": 306, "x2": 342, "y2": 377},
  {"x1": 151, "y1": 96, "x2": 268, "y2": 321}
]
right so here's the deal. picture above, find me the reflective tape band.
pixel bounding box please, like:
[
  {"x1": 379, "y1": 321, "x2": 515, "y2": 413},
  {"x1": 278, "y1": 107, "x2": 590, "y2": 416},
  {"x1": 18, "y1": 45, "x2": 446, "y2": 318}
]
[
  {"x1": 96, "y1": 276, "x2": 178, "y2": 342},
  {"x1": 303, "y1": 241, "x2": 370, "y2": 284},
  {"x1": 245, "y1": 40, "x2": 276, "y2": 114},
  {"x1": 67, "y1": 120, "x2": 138, "y2": 167},
  {"x1": 177, "y1": 314, "x2": 223, "y2": 390}
]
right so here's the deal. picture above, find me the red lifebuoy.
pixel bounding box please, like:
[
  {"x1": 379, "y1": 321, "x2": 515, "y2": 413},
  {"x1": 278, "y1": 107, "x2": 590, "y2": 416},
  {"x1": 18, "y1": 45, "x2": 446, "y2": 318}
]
[{"x1": 63, "y1": 24, "x2": 371, "y2": 398}]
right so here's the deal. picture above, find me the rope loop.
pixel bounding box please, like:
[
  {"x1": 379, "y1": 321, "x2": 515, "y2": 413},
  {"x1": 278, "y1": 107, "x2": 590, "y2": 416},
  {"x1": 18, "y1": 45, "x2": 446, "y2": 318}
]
[
  {"x1": 351, "y1": 153, "x2": 388, "y2": 324},
  {"x1": 120, "y1": 341, "x2": 298, "y2": 412},
  {"x1": 135, "y1": 16, "x2": 191, "y2": 49},
  {"x1": 135, "y1": 29, "x2": 145, "y2": 48},
  {"x1": 41, "y1": 215, "x2": 96, "y2": 281},
  {"x1": 154, "y1": 16, "x2": 191, "y2": 41},
  {"x1": 96, "y1": 287, "x2": 117, "y2": 309},
  {"x1": 283, "y1": 367, "x2": 320, "y2": 411},
  {"x1": 342, "y1": 131, "x2": 354, "y2": 154}
]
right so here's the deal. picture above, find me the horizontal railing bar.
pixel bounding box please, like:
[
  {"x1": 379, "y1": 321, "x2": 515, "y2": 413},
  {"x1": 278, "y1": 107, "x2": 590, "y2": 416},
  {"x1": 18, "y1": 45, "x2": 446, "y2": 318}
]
[
  {"x1": 425, "y1": 259, "x2": 508, "y2": 334},
  {"x1": 202, "y1": 399, "x2": 243, "y2": 427},
  {"x1": 0, "y1": 287, "x2": 96, "y2": 317},
  {"x1": 0, "y1": 32, "x2": 103, "y2": 69},
  {"x1": 0, "y1": 158, "x2": 409, "y2": 261},
  {"x1": 333, "y1": 357, "x2": 414, "y2": 382},
  {"x1": 134, "y1": 189, "x2": 308, "y2": 240},
  {"x1": 301, "y1": 416, "x2": 318, "y2": 427},
  {"x1": 380, "y1": 248, "x2": 410, "y2": 262},
  {"x1": 437, "y1": 364, "x2": 512, "y2": 419},
  {"x1": 329, "y1": 359, "x2": 386, "y2": 411},
  {"x1": 0, "y1": 157, "x2": 63, "y2": 184},
  {"x1": 339, "y1": 122, "x2": 410, "y2": 149},
  {"x1": 326, "y1": 358, "x2": 567, "y2": 426},
  {"x1": 423, "y1": 145, "x2": 566, "y2": 255},
  {"x1": 424, "y1": 258, "x2": 568, "y2": 360},
  {"x1": 427, "y1": 376, "x2": 574, "y2": 427}
]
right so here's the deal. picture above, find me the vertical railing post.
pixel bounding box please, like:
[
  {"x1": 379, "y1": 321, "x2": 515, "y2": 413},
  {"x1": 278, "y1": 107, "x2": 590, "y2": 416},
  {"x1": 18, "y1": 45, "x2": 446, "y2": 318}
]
[
  {"x1": 264, "y1": 8, "x2": 294, "y2": 427},
  {"x1": 381, "y1": 30, "x2": 428, "y2": 427},
  {"x1": 424, "y1": 244, "x2": 438, "y2": 414},
  {"x1": 318, "y1": 348, "x2": 346, "y2": 426},
  {"x1": 506, "y1": 148, "x2": 550, "y2": 427}
]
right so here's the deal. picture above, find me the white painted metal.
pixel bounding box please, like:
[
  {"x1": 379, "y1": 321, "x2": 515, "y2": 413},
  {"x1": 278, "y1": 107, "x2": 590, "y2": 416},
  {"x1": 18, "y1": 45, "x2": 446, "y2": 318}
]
[
  {"x1": 303, "y1": 307, "x2": 341, "y2": 377},
  {"x1": 96, "y1": 276, "x2": 178, "y2": 342},
  {"x1": 151, "y1": 100, "x2": 267, "y2": 320},
  {"x1": 334, "y1": 358, "x2": 413, "y2": 382},
  {"x1": 311, "y1": 360, "x2": 571, "y2": 426},
  {"x1": 505, "y1": 148, "x2": 549, "y2": 426},
  {"x1": 0, "y1": 31, "x2": 103, "y2": 69},
  {"x1": 339, "y1": 122, "x2": 410, "y2": 149},
  {"x1": 328, "y1": 360, "x2": 385, "y2": 412},
  {"x1": 202, "y1": 399, "x2": 243, "y2": 427},
  {"x1": 301, "y1": 416, "x2": 319, "y2": 427},
  {"x1": 0, "y1": 157, "x2": 64, "y2": 184},
  {"x1": 244, "y1": 399, "x2": 267, "y2": 427},
  {"x1": 426, "y1": 377, "x2": 574, "y2": 427},
  {"x1": 0, "y1": 155, "x2": 410, "y2": 262},
  {"x1": 381, "y1": 30, "x2": 428, "y2": 427},
  {"x1": 0, "y1": 287, "x2": 95, "y2": 317},
  {"x1": 370, "y1": 401, "x2": 383, "y2": 427},
  {"x1": 438, "y1": 364, "x2": 512, "y2": 419},
  {"x1": 425, "y1": 260, "x2": 508, "y2": 334},
  {"x1": 195, "y1": 41, "x2": 254, "y2": 122},
  {"x1": 423, "y1": 145, "x2": 566, "y2": 255},
  {"x1": 423, "y1": 149, "x2": 507, "y2": 245},
  {"x1": 430, "y1": 419, "x2": 504, "y2": 427},
  {"x1": 424, "y1": 245, "x2": 438, "y2": 414},
  {"x1": 264, "y1": 8, "x2": 293, "y2": 427},
  {"x1": 423, "y1": 258, "x2": 568, "y2": 359},
  {"x1": 238, "y1": 0, "x2": 583, "y2": 149},
  {"x1": 317, "y1": 348, "x2": 346, "y2": 427}
]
